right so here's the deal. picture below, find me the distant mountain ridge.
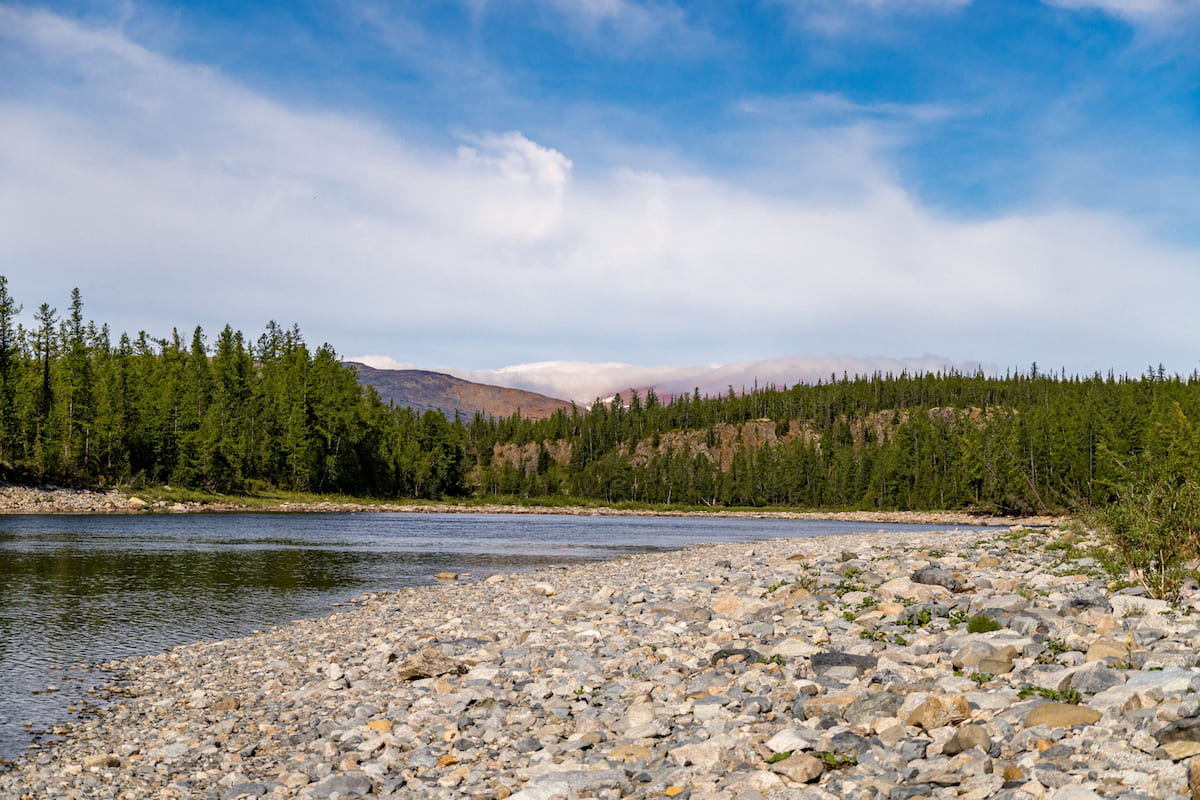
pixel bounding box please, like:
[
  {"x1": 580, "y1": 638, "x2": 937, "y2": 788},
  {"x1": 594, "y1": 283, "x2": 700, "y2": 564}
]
[{"x1": 346, "y1": 362, "x2": 573, "y2": 420}]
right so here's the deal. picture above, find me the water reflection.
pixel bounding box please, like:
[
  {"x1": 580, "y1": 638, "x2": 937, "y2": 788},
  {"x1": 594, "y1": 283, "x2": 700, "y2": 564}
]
[{"x1": 0, "y1": 512, "x2": 1000, "y2": 763}]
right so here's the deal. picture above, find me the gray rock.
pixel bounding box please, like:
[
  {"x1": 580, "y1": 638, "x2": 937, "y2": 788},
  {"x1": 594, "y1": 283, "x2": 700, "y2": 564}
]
[
  {"x1": 911, "y1": 566, "x2": 962, "y2": 592},
  {"x1": 845, "y1": 691, "x2": 903, "y2": 724},
  {"x1": 811, "y1": 651, "x2": 878, "y2": 676},
  {"x1": 1065, "y1": 587, "x2": 1111, "y2": 614},
  {"x1": 310, "y1": 773, "x2": 374, "y2": 797},
  {"x1": 1154, "y1": 715, "x2": 1200, "y2": 744}
]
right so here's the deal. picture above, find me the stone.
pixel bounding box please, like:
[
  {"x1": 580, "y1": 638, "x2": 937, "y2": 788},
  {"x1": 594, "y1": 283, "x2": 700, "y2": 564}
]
[
  {"x1": 81, "y1": 754, "x2": 120, "y2": 768},
  {"x1": 1155, "y1": 716, "x2": 1200, "y2": 745},
  {"x1": 766, "y1": 728, "x2": 816, "y2": 754},
  {"x1": 396, "y1": 648, "x2": 469, "y2": 681},
  {"x1": 800, "y1": 694, "x2": 857, "y2": 721},
  {"x1": 906, "y1": 695, "x2": 970, "y2": 730},
  {"x1": 310, "y1": 772, "x2": 374, "y2": 797},
  {"x1": 811, "y1": 651, "x2": 878, "y2": 676},
  {"x1": 912, "y1": 566, "x2": 963, "y2": 592},
  {"x1": 1021, "y1": 703, "x2": 1101, "y2": 729},
  {"x1": 435, "y1": 572, "x2": 459, "y2": 581},
  {"x1": 531, "y1": 582, "x2": 556, "y2": 596},
  {"x1": 1191, "y1": 757, "x2": 1200, "y2": 800},
  {"x1": 211, "y1": 695, "x2": 240, "y2": 712},
  {"x1": 1085, "y1": 639, "x2": 1134, "y2": 662},
  {"x1": 768, "y1": 752, "x2": 825, "y2": 783},
  {"x1": 942, "y1": 724, "x2": 992, "y2": 755},
  {"x1": 1125, "y1": 666, "x2": 1200, "y2": 694},
  {"x1": 977, "y1": 556, "x2": 1001, "y2": 569},
  {"x1": 1064, "y1": 587, "x2": 1111, "y2": 614},
  {"x1": 1159, "y1": 741, "x2": 1200, "y2": 761}
]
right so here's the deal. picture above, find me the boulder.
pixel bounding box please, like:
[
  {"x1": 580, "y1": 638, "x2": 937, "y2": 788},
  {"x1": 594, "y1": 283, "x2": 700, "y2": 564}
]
[
  {"x1": 912, "y1": 566, "x2": 963, "y2": 592},
  {"x1": 906, "y1": 695, "x2": 970, "y2": 730},
  {"x1": 396, "y1": 648, "x2": 469, "y2": 681},
  {"x1": 1022, "y1": 702, "x2": 1101, "y2": 729}
]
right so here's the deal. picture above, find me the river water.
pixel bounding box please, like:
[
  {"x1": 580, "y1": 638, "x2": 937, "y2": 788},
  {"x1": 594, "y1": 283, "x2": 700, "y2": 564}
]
[{"x1": 0, "y1": 512, "x2": 997, "y2": 763}]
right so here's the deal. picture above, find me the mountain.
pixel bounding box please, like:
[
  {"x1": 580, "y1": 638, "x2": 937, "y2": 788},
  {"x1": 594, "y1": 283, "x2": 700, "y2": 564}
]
[{"x1": 346, "y1": 362, "x2": 573, "y2": 421}]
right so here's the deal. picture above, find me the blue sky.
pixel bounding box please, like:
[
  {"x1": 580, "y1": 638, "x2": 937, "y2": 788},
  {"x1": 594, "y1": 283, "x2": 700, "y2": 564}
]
[{"x1": 1, "y1": 1, "x2": 1198, "y2": 399}]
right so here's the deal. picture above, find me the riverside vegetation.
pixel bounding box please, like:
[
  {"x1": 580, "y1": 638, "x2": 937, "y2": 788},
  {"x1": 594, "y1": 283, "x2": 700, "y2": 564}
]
[{"x1": 2, "y1": 280, "x2": 1200, "y2": 595}]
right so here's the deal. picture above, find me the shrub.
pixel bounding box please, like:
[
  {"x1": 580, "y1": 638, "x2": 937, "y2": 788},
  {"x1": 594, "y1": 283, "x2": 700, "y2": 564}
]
[{"x1": 967, "y1": 614, "x2": 1001, "y2": 633}]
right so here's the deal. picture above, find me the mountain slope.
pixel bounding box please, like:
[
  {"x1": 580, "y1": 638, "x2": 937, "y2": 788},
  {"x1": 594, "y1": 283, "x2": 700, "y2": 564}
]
[{"x1": 347, "y1": 362, "x2": 573, "y2": 420}]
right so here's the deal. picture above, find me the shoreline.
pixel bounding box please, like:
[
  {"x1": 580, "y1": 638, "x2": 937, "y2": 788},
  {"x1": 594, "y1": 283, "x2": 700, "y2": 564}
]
[
  {"x1": 4, "y1": 523, "x2": 1198, "y2": 800},
  {"x1": 0, "y1": 482, "x2": 1065, "y2": 528}
]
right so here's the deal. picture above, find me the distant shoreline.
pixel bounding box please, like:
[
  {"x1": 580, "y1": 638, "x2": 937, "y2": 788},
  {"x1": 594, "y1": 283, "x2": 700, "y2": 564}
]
[{"x1": 0, "y1": 481, "x2": 1065, "y2": 527}]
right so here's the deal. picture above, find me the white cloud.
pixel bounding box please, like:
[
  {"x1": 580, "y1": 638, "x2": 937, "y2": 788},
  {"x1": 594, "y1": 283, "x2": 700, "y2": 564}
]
[
  {"x1": 1042, "y1": 0, "x2": 1200, "y2": 23},
  {"x1": 2, "y1": 8, "x2": 1198, "y2": 378},
  {"x1": 436, "y1": 355, "x2": 992, "y2": 403}
]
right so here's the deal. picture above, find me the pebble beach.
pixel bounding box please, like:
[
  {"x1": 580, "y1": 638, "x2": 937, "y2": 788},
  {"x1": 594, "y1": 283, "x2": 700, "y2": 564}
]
[{"x1": 5, "y1": 521, "x2": 1200, "y2": 800}]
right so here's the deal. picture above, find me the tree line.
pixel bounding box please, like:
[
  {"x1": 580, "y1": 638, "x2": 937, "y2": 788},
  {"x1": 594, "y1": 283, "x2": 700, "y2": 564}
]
[
  {"x1": 2, "y1": 279, "x2": 1196, "y2": 516},
  {"x1": 468, "y1": 365, "x2": 1200, "y2": 515},
  {"x1": 0, "y1": 280, "x2": 466, "y2": 497}
]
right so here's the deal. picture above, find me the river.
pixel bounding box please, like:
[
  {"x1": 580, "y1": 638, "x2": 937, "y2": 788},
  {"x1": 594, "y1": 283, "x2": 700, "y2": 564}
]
[{"x1": 0, "y1": 512, "x2": 999, "y2": 764}]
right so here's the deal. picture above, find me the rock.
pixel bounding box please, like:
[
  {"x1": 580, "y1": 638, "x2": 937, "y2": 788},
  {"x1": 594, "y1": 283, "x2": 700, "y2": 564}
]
[
  {"x1": 1085, "y1": 639, "x2": 1134, "y2": 662},
  {"x1": 912, "y1": 566, "x2": 963, "y2": 592},
  {"x1": 1110, "y1": 595, "x2": 1170, "y2": 618},
  {"x1": 1064, "y1": 587, "x2": 1111, "y2": 614},
  {"x1": 211, "y1": 695, "x2": 240, "y2": 712},
  {"x1": 395, "y1": 648, "x2": 469, "y2": 681},
  {"x1": 768, "y1": 752, "x2": 825, "y2": 782},
  {"x1": 1125, "y1": 666, "x2": 1200, "y2": 694},
  {"x1": 800, "y1": 694, "x2": 857, "y2": 721},
  {"x1": 1156, "y1": 717, "x2": 1200, "y2": 745},
  {"x1": 811, "y1": 651, "x2": 877, "y2": 676},
  {"x1": 1190, "y1": 757, "x2": 1200, "y2": 800},
  {"x1": 81, "y1": 754, "x2": 120, "y2": 768},
  {"x1": 310, "y1": 772, "x2": 374, "y2": 797},
  {"x1": 1022, "y1": 703, "x2": 1101, "y2": 729},
  {"x1": 907, "y1": 695, "x2": 970, "y2": 730},
  {"x1": 435, "y1": 572, "x2": 459, "y2": 581},
  {"x1": 942, "y1": 724, "x2": 992, "y2": 755},
  {"x1": 977, "y1": 556, "x2": 1002, "y2": 568},
  {"x1": 1159, "y1": 741, "x2": 1200, "y2": 761},
  {"x1": 765, "y1": 728, "x2": 817, "y2": 754},
  {"x1": 710, "y1": 647, "x2": 762, "y2": 665},
  {"x1": 531, "y1": 582, "x2": 556, "y2": 596}
]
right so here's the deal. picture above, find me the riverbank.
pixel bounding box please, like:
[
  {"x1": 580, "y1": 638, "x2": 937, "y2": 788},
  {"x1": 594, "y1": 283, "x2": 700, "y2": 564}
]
[
  {"x1": 0, "y1": 482, "x2": 1063, "y2": 527},
  {"x1": 4, "y1": 523, "x2": 1199, "y2": 800}
]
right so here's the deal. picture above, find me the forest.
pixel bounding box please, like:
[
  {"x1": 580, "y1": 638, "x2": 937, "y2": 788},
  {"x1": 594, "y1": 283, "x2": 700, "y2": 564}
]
[{"x1": 2, "y1": 279, "x2": 1198, "y2": 515}]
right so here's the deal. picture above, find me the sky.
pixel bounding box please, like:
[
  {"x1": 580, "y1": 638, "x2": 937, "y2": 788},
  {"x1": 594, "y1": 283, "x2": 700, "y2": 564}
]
[{"x1": 1, "y1": 0, "x2": 1198, "y2": 401}]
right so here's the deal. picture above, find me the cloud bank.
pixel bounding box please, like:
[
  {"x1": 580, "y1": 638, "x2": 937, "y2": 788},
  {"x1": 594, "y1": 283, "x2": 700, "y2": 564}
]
[{"x1": 1, "y1": 7, "x2": 1198, "y2": 378}]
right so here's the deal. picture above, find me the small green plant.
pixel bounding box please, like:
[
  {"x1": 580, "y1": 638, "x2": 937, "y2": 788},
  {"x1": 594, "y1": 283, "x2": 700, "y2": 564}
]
[
  {"x1": 1061, "y1": 688, "x2": 1082, "y2": 704},
  {"x1": 1044, "y1": 637, "x2": 1069, "y2": 655},
  {"x1": 763, "y1": 579, "x2": 792, "y2": 596},
  {"x1": 816, "y1": 752, "x2": 857, "y2": 770},
  {"x1": 765, "y1": 751, "x2": 791, "y2": 764},
  {"x1": 948, "y1": 611, "x2": 969, "y2": 626},
  {"x1": 969, "y1": 672, "x2": 993, "y2": 686},
  {"x1": 842, "y1": 609, "x2": 857, "y2": 622},
  {"x1": 858, "y1": 596, "x2": 876, "y2": 609},
  {"x1": 1122, "y1": 604, "x2": 1147, "y2": 618},
  {"x1": 926, "y1": 549, "x2": 945, "y2": 559},
  {"x1": 892, "y1": 634, "x2": 908, "y2": 646},
  {"x1": 859, "y1": 630, "x2": 887, "y2": 642},
  {"x1": 967, "y1": 614, "x2": 1002, "y2": 634},
  {"x1": 758, "y1": 654, "x2": 785, "y2": 666}
]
